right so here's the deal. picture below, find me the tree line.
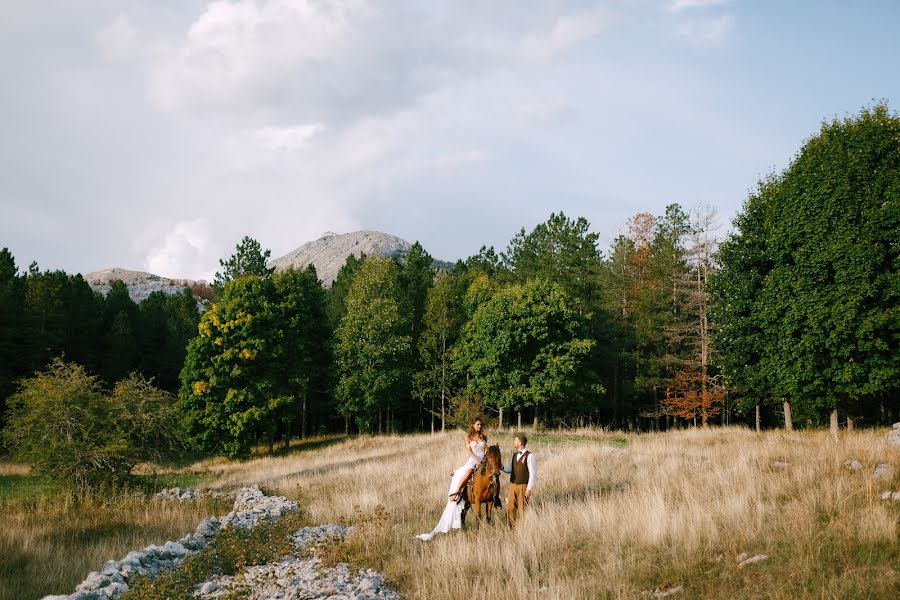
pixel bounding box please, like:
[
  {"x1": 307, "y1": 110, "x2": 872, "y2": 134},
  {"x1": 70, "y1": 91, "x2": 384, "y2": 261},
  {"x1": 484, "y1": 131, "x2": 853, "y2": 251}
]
[
  {"x1": 1, "y1": 104, "x2": 898, "y2": 469},
  {"x1": 0, "y1": 253, "x2": 199, "y2": 430}
]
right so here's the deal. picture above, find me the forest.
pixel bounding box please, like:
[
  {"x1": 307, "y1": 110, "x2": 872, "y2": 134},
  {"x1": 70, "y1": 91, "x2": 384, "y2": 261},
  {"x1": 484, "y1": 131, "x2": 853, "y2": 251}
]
[{"x1": 1, "y1": 105, "x2": 898, "y2": 463}]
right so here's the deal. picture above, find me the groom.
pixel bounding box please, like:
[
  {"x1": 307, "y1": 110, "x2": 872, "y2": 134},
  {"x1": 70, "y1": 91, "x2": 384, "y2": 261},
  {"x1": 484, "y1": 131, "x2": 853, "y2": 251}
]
[{"x1": 501, "y1": 432, "x2": 537, "y2": 526}]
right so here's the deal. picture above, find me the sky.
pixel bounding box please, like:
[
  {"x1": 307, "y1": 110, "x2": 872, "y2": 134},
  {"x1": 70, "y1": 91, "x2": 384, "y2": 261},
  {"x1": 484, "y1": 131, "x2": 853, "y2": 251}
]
[{"x1": 1, "y1": 0, "x2": 898, "y2": 282}]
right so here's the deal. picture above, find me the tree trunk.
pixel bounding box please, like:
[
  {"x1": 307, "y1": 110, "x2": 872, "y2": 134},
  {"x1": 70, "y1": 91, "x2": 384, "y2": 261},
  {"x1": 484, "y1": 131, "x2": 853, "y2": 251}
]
[
  {"x1": 285, "y1": 421, "x2": 291, "y2": 449},
  {"x1": 345, "y1": 414, "x2": 350, "y2": 435},
  {"x1": 533, "y1": 408, "x2": 539, "y2": 429},
  {"x1": 301, "y1": 397, "x2": 307, "y2": 440},
  {"x1": 783, "y1": 400, "x2": 793, "y2": 431},
  {"x1": 755, "y1": 404, "x2": 761, "y2": 433},
  {"x1": 499, "y1": 406, "x2": 504, "y2": 429},
  {"x1": 517, "y1": 411, "x2": 522, "y2": 430},
  {"x1": 268, "y1": 429, "x2": 275, "y2": 455},
  {"x1": 847, "y1": 415, "x2": 854, "y2": 432},
  {"x1": 830, "y1": 409, "x2": 839, "y2": 438}
]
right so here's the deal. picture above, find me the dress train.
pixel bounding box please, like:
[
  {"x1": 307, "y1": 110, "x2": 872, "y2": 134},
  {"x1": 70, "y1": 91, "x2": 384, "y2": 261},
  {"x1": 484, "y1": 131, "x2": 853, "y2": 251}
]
[{"x1": 415, "y1": 465, "x2": 469, "y2": 541}]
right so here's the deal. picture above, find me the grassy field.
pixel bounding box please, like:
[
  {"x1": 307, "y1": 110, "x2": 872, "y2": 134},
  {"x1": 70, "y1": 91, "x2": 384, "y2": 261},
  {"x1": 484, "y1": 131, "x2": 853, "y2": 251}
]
[{"x1": 2, "y1": 427, "x2": 898, "y2": 599}]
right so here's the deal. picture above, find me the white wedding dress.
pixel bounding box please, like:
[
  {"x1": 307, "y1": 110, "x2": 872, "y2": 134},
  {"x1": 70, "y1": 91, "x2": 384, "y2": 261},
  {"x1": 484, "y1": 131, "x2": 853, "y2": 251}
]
[{"x1": 416, "y1": 440, "x2": 486, "y2": 541}]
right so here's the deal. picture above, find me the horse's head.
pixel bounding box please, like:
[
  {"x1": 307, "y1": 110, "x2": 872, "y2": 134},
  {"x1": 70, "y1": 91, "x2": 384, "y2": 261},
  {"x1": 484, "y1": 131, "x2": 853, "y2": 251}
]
[{"x1": 484, "y1": 444, "x2": 502, "y2": 475}]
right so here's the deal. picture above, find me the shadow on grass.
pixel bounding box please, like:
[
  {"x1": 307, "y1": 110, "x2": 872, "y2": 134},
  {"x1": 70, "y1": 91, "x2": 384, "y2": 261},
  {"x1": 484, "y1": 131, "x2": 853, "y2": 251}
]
[{"x1": 263, "y1": 434, "x2": 352, "y2": 458}]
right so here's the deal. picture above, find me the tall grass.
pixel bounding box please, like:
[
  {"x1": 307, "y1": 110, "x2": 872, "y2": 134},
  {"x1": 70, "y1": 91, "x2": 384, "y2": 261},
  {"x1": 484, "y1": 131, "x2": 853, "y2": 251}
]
[
  {"x1": 2, "y1": 428, "x2": 897, "y2": 599},
  {"x1": 0, "y1": 488, "x2": 229, "y2": 600},
  {"x1": 217, "y1": 427, "x2": 898, "y2": 599}
]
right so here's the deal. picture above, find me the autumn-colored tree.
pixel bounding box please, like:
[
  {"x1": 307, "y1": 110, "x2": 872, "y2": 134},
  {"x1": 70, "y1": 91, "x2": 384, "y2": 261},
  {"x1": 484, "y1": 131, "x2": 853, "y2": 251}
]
[{"x1": 660, "y1": 368, "x2": 724, "y2": 425}]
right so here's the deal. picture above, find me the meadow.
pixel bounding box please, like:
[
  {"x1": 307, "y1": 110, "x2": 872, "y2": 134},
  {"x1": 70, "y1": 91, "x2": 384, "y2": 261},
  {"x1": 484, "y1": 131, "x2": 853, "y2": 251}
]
[{"x1": 2, "y1": 427, "x2": 898, "y2": 599}]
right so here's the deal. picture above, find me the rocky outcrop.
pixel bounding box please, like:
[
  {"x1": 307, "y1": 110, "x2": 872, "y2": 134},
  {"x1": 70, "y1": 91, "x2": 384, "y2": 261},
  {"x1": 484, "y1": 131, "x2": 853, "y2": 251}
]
[
  {"x1": 268, "y1": 231, "x2": 412, "y2": 286},
  {"x1": 85, "y1": 268, "x2": 210, "y2": 305},
  {"x1": 153, "y1": 487, "x2": 235, "y2": 502},
  {"x1": 195, "y1": 525, "x2": 399, "y2": 600}
]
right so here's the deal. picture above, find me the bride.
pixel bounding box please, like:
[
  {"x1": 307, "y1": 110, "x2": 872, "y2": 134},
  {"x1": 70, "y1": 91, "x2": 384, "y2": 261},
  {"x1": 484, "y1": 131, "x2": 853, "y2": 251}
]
[{"x1": 415, "y1": 418, "x2": 487, "y2": 541}]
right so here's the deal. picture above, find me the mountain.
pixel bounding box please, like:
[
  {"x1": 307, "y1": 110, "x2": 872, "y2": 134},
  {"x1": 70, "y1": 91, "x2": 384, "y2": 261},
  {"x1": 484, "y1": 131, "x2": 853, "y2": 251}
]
[
  {"x1": 269, "y1": 230, "x2": 416, "y2": 285},
  {"x1": 85, "y1": 268, "x2": 210, "y2": 304}
]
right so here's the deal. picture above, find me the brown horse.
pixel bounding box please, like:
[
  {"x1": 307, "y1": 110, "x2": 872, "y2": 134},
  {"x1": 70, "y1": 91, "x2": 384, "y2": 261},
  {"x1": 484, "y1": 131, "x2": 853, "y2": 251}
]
[{"x1": 461, "y1": 444, "x2": 502, "y2": 525}]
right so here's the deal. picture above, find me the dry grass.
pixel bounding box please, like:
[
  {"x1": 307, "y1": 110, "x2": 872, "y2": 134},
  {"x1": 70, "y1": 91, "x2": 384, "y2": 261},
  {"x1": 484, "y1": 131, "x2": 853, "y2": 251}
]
[
  {"x1": 0, "y1": 491, "x2": 231, "y2": 600},
  {"x1": 212, "y1": 427, "x2": 899, "y2": 599},
  {"x1": 2, "y1": 428, "x2": 898, "y2": 599}
]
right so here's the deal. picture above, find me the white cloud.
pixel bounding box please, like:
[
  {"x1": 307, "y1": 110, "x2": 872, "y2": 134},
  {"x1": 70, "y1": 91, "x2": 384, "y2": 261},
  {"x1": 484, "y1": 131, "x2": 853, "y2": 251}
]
[
  {"x1": 252, "y1": 124, "x2": 325, "y2": 151},
  {"x1": 435, "y1": 149, "x2": 488, "y2": 168},
  {"x1": 95, "y1": 14, "x2": 143, "y2": 61},
  {"x1": 674, "y1": 14, "x2": 735, "y2": 44},
  {"x1": 669, "y1": 0, "x2": 731, "y2": 13},
  {"x1": 144, "y1": 219, "x2": 222, "y2": 281},
  {"x1": 522, "y1": 10, "x2": 609, "y2": 62},
  {"x1": 517, "y1": 99, "x2": 575, "y2": 125}
]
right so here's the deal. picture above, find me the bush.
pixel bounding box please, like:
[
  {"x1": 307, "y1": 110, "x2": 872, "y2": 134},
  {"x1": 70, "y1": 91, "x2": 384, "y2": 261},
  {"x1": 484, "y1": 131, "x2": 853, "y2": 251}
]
[{"x1": 1, "y1": 359, "x2": 183, "y2": 490}]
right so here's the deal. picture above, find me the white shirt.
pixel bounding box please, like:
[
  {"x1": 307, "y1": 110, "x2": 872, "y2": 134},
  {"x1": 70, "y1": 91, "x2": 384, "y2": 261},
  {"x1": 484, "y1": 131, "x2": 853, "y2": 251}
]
[{"x1": 502, "y1": 449, "x2": 538, "y2": 492}]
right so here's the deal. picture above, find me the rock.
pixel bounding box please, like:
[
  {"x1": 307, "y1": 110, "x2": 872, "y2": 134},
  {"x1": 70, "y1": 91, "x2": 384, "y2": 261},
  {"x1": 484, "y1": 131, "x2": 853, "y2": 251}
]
[
  {"x1": 893, "y1": 491, "x2": 900, "y2": 502},
  {"x1": 872, "y1": 463, "x2": 894, "y2": 480},
  {"x1": 772, "y1": 461, "x2": 790, "y2": 469},
  {"x1": 887, "y1": 423, "x2": 900, "y2": 448},
  {"x1": 882, "y1": 491, "x2": 893, "y2": 501},
  {"x1": 199, "y1": 581, "x2": 219, "y2": 594},
  {"x1": 737, "y1": 554, "x2": 769, "y2": 568},
  {"x1": 652, "y1": 586, "x2": 684, "y2": 598},
  {"x1": 843, "y1": 459, "x2": 863, "y2": 472}
]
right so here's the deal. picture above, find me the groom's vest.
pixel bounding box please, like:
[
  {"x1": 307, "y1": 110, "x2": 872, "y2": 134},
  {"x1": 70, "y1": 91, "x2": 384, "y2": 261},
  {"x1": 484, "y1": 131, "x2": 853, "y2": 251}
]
[{"x1": 510, "y1": 450, "x2": 531, "y2": 484}]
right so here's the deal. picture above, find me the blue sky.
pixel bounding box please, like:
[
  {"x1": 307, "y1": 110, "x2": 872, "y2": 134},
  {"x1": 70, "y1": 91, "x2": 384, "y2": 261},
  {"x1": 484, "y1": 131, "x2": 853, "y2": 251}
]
[{"x1": 1, "y1": 0, "x2": 897, "y2": 281}]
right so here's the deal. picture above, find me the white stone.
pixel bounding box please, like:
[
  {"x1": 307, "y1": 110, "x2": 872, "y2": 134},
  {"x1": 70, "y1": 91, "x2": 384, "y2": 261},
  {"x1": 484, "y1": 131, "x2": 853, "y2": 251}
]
[
  {"x1": 872, "y1": 463, "x2": 894, "y2": 480},
  {"x1": 882, "y1": 491, "x2": 893, "y2": 500},
  {"x1": 738, "y1": 554, "x2": 769, "y2": 568},
  {"x1": 843, "y1": 459, "x2": 863, "y2": 472},
  {"x1": 893, "y1": 491, "x2": 900, "y2": 502},
  {"x1": 887, "y1": 423, "x2": 900, "y2": 448}
]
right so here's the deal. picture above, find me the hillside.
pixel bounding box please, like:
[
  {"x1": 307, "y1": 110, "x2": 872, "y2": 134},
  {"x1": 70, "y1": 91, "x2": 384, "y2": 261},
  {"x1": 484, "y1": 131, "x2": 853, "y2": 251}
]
[
  {"x1": 85, "y1": 268, "x2": 208, "y2": 303},
  {"x1": 268, "y1": 230, "x2": 414, "y2": 285}
]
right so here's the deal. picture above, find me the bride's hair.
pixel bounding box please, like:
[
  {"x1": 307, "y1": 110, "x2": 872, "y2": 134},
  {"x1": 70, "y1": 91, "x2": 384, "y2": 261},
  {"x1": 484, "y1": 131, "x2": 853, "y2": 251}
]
[{"x1": 467, "y1": 417, "x2": 486, "y2": 441}]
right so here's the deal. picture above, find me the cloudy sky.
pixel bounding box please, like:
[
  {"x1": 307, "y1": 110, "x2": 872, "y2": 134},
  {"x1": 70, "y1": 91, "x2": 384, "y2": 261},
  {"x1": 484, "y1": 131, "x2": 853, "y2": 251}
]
[{"x1": 2, "y1": 0, "x2": 898, "y2": 281}]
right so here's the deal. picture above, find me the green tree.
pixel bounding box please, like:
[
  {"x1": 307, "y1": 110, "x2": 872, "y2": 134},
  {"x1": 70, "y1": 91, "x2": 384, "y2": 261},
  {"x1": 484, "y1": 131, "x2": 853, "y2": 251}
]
[
  {"x1": 712, "y1": 104, "x2": 900, "y2": 427},
  {"x1": 417, "y1": 270, "x2": 466, "y2": 432},
  {"x1": 334, "y1": 257, "x2": 411, "y2": 433},
  {"x1": 213, "y1": 236, "x2": 274, "y2": 291},
  {"x1": 455, "y1": 279, "x2": 598, "y2": 426},
  {"x1": 710, "y1": 177, "x2": 780, "y2": 428},
  {"x1": 0, "y1": 249, "x2": 23, "y2": 422},
  {"x1": 326, "y1": 253, "x2": 365, "y2": 328},
  {"x1": 2, "y1": 360, "x2": 181, "y2": 489},
  {"x1": 272, "y1": 266, "x2": 331, "y2": 440},
  {"x1": 179, "y1": 277, "x2": 285, "y2": 459}
]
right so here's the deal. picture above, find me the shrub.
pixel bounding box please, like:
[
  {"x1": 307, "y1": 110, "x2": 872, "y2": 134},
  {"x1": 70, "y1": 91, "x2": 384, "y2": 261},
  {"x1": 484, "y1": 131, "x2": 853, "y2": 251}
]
[{"x1": 2, "y1": 359, "x2": 183, "y2": 490}]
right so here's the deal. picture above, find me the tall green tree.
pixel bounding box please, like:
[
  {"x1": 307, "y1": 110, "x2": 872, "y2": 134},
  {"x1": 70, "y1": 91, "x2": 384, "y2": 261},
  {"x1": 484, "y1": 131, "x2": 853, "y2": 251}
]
[
  {"x1": 179, "y1": 276, "x2": 285, "y2": 459},
  {"x1": 213, "y1": 235, "x2": 274, "y2": 290},
  {"x1": 327, "y1": 253, "x2": 365, "y2": 328},
  {"x1": 334, "y1": 257, "x2": 411, "y2": 433},
  {"x1": 455, "y1": 279, "x2": 598, "y2": 426},
  {"x1": 712, "y1": 104, "x2": 900, "y2": 427},
  {"x1": 417, "y1": 270, "x2": 466, "y2": 432},
  {"x1": 0, "y1": 249, "x2": 23, "y2": 425},
  {"x1": 272, "y1": 265, "x2": 331, "y2": 439}
]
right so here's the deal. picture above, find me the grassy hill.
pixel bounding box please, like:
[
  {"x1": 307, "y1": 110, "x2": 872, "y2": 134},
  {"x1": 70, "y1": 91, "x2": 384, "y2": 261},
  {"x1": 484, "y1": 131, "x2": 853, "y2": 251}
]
[{"x1": 2, "y1": 427, "x2": 898, "y2": 599}]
